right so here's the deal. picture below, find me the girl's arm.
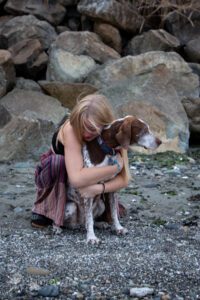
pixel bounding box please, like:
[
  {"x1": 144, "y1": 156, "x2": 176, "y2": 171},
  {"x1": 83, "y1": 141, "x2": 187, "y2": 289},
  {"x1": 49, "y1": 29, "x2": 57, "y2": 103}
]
[
  {"x1": 63, "y1": 123, "x2": 123, "y2": 188},
  {"x1": 78, "y1": 171, "x2": 129, "y2": 198}
]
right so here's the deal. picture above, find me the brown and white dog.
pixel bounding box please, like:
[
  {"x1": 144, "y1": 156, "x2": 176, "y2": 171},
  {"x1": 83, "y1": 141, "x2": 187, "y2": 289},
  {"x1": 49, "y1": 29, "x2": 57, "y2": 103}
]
[{"x1": 62, "y1": 115, "x2": 161, "y2": 243}]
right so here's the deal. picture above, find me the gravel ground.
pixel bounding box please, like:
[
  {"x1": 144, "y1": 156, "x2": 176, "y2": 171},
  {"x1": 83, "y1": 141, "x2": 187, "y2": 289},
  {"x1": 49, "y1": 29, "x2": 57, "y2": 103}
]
[{"x1": 0, "y1": 149, "x2": 200, "y2": 300}]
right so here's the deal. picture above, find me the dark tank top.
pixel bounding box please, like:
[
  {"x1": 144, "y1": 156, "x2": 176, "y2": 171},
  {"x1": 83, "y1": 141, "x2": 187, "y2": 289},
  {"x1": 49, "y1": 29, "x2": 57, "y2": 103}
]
[
  {"x1": 52, "y1": 115, "x2": 69, "y2": 155},
  {"x1": 52, "y1": 130, "x2": 65, "y2": 155}
]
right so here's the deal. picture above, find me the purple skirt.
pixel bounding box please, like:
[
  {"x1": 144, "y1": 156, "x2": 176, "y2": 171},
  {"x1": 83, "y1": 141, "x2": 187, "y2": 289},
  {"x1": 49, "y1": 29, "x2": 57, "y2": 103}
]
[{"x1": 32, "y1": 149, "x2": 68, "y2": 227}]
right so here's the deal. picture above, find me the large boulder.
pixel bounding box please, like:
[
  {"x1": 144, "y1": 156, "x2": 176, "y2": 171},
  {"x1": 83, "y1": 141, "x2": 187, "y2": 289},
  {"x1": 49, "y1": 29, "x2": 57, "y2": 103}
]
[
  {"x1": 5, "y1": 0, "x2": 66, "y2": 25},
  {"x1": 78, "y1": 0, "x2": 145, "y2": 33},
  {"x1": 0, "y1": 88, "x2": 68, "y2": 161},
  {"x1": 0, "y1": 50, "x2": 15, "y2": 98},
  {"x1": 189, "y1": 63, "x2": 200, "y2": 79},
  {"x1": 50, "y1": 31, "x2": 120, "y2": 63},
  {"x1": 46, "y1": 48, "x2": 96, "y2": 83},
  {"x1": 93, "y1": 22, "x2": 122, "y2": 53},
  {"x1": 46, "y1": 31, "x2": 120, "y2": 83},
  {"x1": 182, "y1": 97, "x2": 200, "y2": 134},
  {"x1": 0, "y1": 16, "x2": 13, "y2": 49},
  {"x1": 39, "y1": 81, "x2": 98, "y2": 109},
  {"x1": 0, "y1": 104, "x2": 11, "y2": 128},
  {"x1": 125, "y1": 29, "x2": 180, "y2": 56},
  {"x1": 16, "y1": 77, "x2": 42, "y2": 92},
  {"x1": 0, "y1": 15, "x2": 57, "y2": 50},
  {"x1": 8, "y1": 39, "x2": 48, "y2": 79},
  {"x1": 184, "y1": 37, "x2": 200, "y2": 63},
  {"x1": 165, "y1": 10, "x2": 200, "y2": 45},
  {"x1": 86, "y1": 51, "x2": 199, "y2": 153}
]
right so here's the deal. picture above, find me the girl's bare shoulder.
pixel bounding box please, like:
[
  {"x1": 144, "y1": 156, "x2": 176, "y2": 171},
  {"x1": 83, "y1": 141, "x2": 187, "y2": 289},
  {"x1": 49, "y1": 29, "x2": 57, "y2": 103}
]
[{"x1": 62, "y1": 122, "x2": 81, "y2": 149}]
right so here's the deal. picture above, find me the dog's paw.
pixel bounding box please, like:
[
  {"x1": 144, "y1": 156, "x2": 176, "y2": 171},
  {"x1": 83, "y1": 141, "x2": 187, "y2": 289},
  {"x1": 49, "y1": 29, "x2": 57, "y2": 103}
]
[
  {"x1": 115, "y1": 227, "x2": 128, "y2": 235},
  {"x1": 87, "y1": 236, "x2": 101, "y2": 245},
  {"x1": 52, "y1": 225, "x2": 63, "y2": 235},
  {"x1": 94, "y1": 221, "x2": 110, "y2": 230}
]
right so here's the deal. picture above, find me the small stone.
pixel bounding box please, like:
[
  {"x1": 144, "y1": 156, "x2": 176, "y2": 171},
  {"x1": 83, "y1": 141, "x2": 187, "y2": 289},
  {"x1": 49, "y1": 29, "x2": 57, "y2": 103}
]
[
  {"x1": 38, "y1": 285, "x2": 59, "y2": 297},
  {"x1": 29, "y1": 282, "x2": 40, "y2": 291},
  {"x1": 161, "y1": 293, "x2": 171, "y2": 300},
  {"x1": 187, "y1": 157, "x2": 195, "y2": 164},
  {"x1": 9, "y1": 273, "x2": 23, "y2": 285},
  {"x1": 14, "y1": 207, "x2": 23, "y2": 213},
  {"x1": 130, "y1": 287, "x2": 154, "y2": 297},
  {"x1": 143, "y1": 183, "x2": 160, "y2": 188},
  {"x1": 72, "y1": 291, "x2": 84, "y2": 299},
  {"x1": 26, "y1": 266, "x2": 51, "y2": 276},
  {"x1": 164, "y1": 223, "x2": 179, "y2": 230}
]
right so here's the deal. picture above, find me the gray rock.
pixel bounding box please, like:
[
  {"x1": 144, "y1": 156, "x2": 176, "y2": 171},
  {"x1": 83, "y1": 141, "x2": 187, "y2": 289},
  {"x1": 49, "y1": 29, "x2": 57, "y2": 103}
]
[
  {"x1": 182, "y1": 97, "x2": 200, "y2": 133},
  {"x1": 39, "y1": 80, "x2": 97, "y2": 109},
  {"x1": 13, "y1": 207, "x2": 23, "y2": 213},
  {"x1": 9, "y1": 38, "x2": 48, "y2": 79},
  {"x1": 130, "y1": 287, "x2": 154, "y2": 297},
  {"x1": 125, "y1": 29, "x2": 180, "y2": 56},
  {"x1": 189, "y1": 63, "x2": 200, "y2": 78},
  {"x1": 38, "y1": 285, "x2": 59, "y2": 297},
  {"x1": 184, "y1": 37, "x2": 200, "y2": 63},
  {"x1": 165, "y1": 10, "x2": 200, "y2": 45},
  {"x1": 50, "y1": 31, "x2": 120, "y2": 63},
  {"x1": 78, "y1": 0, "x2": 144, "y2": 33},
  {"x1": 1, "y1": 15, "x2": 57, "y2": 50},
  {"x1": 0, "y1": 88, "x2": 67, "y2": 161},
  {"x1": 94, "y1": 22, "x2": 122, "y2": 53},
  {"x1": 0, "y1": 50, "x2": 16, "y2": 98},
  {"x1": 47, "y1": 48, "x2": 96, "y2": 83},
  {"x1": 0, "y1": 104, "x2": 11, "y2": 128},
  {"x1": 16, "y1": 77, "x2": 42, "y2": 92},
  {"x1": 5, "y1": 0, "x2": 66, "y2": 25}
]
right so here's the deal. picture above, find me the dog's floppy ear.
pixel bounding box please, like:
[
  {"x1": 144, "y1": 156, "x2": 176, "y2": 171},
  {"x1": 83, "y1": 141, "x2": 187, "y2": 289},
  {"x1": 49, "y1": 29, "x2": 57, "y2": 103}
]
[{"x1": 115, "y1": 118, "x2": 132, "y2": 149}]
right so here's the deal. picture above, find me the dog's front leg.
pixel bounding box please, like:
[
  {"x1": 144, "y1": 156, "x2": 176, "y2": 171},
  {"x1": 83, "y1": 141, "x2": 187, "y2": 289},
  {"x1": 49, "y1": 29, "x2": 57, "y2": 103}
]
[
  {"x1": 109, "y1": 194, "x2": 128, "y2": 235},
  {"x1": 84, "y1": 198, "x2": 100, "y2": 244}
]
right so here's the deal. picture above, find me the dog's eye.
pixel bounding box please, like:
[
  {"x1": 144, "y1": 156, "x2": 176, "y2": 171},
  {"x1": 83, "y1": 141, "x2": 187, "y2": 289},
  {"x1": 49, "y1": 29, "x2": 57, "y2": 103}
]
[{"x1": 135, "y1": 127, "x2": 147, "y2": 138}]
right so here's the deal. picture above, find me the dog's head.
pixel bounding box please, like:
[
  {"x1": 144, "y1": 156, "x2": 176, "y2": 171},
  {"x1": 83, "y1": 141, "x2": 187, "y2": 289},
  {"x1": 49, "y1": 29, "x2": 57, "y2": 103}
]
[{"x1": 105, "y1": 115, "x2": 162, "y2": 150}]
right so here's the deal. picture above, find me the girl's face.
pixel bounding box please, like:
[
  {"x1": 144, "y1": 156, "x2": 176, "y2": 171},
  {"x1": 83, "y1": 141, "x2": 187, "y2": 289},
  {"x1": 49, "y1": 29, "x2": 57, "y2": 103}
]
[{"x1": 82, "y1": 121, "x2": 103, "y2": 141}]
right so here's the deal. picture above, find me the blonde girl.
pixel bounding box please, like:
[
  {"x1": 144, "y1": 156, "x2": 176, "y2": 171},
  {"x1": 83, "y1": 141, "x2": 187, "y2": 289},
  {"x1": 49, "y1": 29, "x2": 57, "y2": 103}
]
[{"x1": 31, "y1": 94, "x2": 130, "y2": 228}]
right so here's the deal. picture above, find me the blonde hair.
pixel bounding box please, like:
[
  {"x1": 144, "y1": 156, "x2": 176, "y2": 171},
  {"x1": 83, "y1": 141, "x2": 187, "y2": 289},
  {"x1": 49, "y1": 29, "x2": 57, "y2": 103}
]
[{"x1": 70, "y1": 94, "x2": 115, "y2": 144}]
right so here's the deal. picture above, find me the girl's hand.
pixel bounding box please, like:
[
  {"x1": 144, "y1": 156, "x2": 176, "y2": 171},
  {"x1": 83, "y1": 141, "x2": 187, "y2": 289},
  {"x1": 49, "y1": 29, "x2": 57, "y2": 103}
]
[
  {"x1": 116, "y1": 152, "x2": 124, "y2": 172},
  {"x1": 78, "y1": 184, "x2": 103, "y2": 198}
]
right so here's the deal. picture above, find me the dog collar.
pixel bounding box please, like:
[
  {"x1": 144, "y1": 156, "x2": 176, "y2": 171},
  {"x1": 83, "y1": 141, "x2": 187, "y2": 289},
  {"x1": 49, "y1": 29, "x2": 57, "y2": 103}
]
[{"x1": 97, "y1": 136, "x2": 116, "y2": 156}]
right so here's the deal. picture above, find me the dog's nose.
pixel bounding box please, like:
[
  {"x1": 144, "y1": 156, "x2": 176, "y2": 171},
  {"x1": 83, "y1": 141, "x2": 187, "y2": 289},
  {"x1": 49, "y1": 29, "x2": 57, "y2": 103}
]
[{"x1": 156, "y1": 137, "x2": 162, "y2": 146}]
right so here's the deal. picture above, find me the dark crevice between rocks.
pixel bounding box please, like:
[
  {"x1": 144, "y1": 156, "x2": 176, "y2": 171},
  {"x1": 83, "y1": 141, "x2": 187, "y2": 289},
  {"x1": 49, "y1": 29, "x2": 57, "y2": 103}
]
[{"x1": 189, "y1": 132, "x2": 200, "y2": 147}]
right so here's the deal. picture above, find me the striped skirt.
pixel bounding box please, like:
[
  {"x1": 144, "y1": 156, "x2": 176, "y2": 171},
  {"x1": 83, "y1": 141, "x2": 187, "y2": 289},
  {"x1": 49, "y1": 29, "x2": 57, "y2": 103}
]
[{"x1": 32, "y1": 149, "x2": 68, "y2": 227}]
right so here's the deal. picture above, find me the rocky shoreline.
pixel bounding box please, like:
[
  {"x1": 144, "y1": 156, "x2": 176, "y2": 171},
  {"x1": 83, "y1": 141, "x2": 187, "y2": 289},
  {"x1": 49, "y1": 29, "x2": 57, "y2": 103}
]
[
  {"x1": 0, "y1": 149, "x2": 200, "y2": 299},
  {"x1": 1, "y1": 1, "x2": 200, "y2": 160}
]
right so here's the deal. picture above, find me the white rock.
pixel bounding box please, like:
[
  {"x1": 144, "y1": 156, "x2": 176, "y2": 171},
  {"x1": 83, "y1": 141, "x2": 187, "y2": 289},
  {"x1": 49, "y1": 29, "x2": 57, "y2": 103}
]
[
  {"x1": 187, "y1": 157, "x2": 196, "y2": 164},
  {"x1": 130, "y1": 287, "x2": 154, "y2": 297}
]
